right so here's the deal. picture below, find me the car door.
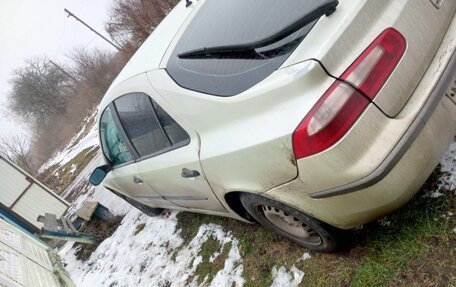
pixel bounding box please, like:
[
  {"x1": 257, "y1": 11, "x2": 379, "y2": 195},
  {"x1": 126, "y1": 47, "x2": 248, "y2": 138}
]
[
  {"x1": 99, "y1": 105, "x2": 178, "y2": 210},
  {"x1": 113, "y1": 92, "x2": 227, "y2": 214}
]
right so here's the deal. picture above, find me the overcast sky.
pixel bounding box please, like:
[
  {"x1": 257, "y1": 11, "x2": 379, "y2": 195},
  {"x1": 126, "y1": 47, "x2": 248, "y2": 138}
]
[{"x1": 0, "y1": 0, "x2": 114, "y2": 139}]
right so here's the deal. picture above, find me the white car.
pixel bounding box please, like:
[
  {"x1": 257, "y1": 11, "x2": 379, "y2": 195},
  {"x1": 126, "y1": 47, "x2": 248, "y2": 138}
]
[{"x1": 90, "y1": 0, "x2": 456, "y2": 251}]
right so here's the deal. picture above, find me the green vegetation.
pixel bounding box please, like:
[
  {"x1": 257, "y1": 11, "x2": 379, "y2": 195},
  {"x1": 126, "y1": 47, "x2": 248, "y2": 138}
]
[
  {"x1": 191, "y1": 236, "x2": 232, "y2": 285},
  {"x1": 134, "y1": 223, "x2": 146, "y2": 235},
  {"x1": 38, "y1": 147, "x2": 98, "y2": 196},
  {"x1": 177, "y1": 212, "x2": 309, "y2": 287},
  {"x1": 60, "y1": 147, "x2": 98, "y2": 181},
  {"x1": 177, "y1": 168, "x2": 456, "y2": 286}
]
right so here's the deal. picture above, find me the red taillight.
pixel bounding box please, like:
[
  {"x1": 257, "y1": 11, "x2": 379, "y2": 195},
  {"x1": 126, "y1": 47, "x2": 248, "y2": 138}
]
[{"x1": 293, "y1": 28, "x2": 406, "y2": 159}]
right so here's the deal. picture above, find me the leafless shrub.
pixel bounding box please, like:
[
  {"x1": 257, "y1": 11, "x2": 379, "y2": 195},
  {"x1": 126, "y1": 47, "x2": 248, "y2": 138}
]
[
  {"x1": 106, "y1": 0, "x2": 179, "y2": 54},
  {"x1": 0, "y1": 134, "x2": 36, "y2": 174},
  {"x1": 69, "y1": 48, "x2": 127, "y2": 105},
  {"x1": 8, "y1": 49, "x2": 128, "y2": 169}
]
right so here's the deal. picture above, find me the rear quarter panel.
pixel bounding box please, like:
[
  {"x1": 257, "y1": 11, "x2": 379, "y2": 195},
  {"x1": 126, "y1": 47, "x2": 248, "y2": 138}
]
[{"x1": 147, "y1": 60, "x2": 334, "y2": 198}]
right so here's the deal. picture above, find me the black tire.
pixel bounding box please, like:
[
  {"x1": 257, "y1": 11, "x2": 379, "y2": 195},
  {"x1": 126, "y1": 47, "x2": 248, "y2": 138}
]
[
  {"x1": 109, "y1": 189, "x2": 164, "y2": 217},
  {"x1": 240, "y1": 193, "x2": 343, "y2": 252}
]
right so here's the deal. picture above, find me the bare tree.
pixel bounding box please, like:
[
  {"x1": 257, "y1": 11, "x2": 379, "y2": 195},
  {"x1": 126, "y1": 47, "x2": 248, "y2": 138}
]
[
  {"x1": 8, "y1": 57, "x2": 72, "y2": 126},
  {"x1": 4, "y1": 49, "x2": 129, "y2": 167},
  {"x1": 4, "y1": 0, "x2": 176, "y2": 169},
  {"x1": 69, "y1": 48, "x2": 125, "y2": 103},
  {"x1": 105, "y1": 0, "x2": 179, "y2": 54},
  {"x1": 0, "y1": 134, "x2": 36, "y2": 174}
]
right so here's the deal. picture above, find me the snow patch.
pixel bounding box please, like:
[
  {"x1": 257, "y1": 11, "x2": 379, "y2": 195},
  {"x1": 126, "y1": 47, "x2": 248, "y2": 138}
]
[
  {"x1": 270, "y1": 265, "x2": 304, "y2": 287},
  {"x1": 209, "y1": 239, "x2": 244, "y2": 287},
  {"x1": 299, "y1": 252, "x2": 312, "y2": 261},
  {"x1": 429, "y1": 191, "x2": 444, "y2": 198},
  {"x1": 209, "y1": 252, "x2": 220, "y2": 263},
  {"x1": 441, "y1": 211, "x2": 454, "y2": 220},
  {"x1": 438, "y1": 141, "x2": 456, "y2": 193},
  {"x1": 60, "y1": 213, "x2": 244, "y2": 287},
  {"x1": 378, "y1": 216, "x2": 392, "y2": 227}
]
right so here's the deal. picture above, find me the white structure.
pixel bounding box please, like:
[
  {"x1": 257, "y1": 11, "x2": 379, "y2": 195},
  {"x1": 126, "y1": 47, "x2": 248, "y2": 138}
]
[
  {"x1": 0, "y1": 156, "x2": 69, "y2": 233},
  {"x1": 0, "y1": 218, "x2": 74, "y2": 286}
]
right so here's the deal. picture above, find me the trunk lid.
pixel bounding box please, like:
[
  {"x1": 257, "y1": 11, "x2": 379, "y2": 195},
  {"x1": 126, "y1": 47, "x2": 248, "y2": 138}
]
[{"x1": 284, "y1": 0, "x2": 456, "y2": 117}]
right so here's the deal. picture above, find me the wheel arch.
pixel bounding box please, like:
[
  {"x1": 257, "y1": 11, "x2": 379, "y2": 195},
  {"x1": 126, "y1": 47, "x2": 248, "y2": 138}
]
[{"x1": 224, "y1": 191, "x2": 256, "y2": 222}]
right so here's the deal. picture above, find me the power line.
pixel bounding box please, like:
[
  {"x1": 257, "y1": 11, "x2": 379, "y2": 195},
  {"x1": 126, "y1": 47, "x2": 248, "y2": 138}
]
[
  {"x1": 64, "y1": 8, "x2": 122, "y2": 51},
  {"x1": 48, "y1": 60, "x2": 77, "y2": 82}
]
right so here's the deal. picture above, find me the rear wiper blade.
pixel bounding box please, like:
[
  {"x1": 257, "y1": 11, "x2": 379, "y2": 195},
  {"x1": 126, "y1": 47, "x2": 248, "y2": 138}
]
[{"x1": 178, "y1": 0, "x2": 339, "y2": 59}]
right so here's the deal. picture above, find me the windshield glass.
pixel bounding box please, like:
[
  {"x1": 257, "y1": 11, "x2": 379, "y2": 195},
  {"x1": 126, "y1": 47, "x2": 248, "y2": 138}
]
[{"x1": 167, "y1": 0, "x2": 324, "y2": 96}]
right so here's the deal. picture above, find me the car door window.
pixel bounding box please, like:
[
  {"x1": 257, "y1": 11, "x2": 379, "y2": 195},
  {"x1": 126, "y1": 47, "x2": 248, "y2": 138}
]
[
  {"x1": 152, "y1": 102, "x2": 189, "y2": 145},
  {"x1": 114, "y1": 93, "x2": 189, "y2": 158},
  {"x1": 99, "y1": 106, "x2": 133, "y2": 165}
]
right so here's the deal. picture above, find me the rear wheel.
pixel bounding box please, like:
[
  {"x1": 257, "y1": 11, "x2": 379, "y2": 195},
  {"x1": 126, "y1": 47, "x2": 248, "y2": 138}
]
[{"x1": 240, "y1": 193, "x2": 342, "y2": 252}]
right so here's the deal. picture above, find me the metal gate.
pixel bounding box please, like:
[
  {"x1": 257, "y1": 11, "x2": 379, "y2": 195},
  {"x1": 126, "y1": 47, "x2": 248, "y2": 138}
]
[
  {"x1": 0, "y1": 157, "x2": 69, "y2": 232},
  {"x1": 0, "y1": 219, "x2": 73, "y2": 287}
]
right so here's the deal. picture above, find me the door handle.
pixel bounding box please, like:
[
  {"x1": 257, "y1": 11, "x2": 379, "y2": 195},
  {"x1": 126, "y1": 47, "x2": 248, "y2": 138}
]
[
  {"x1": 133, "y1": 176, "x2": 144, "y2": 184},
  {"x1": 181, "y1": 168, "x2": 200, "y2": 178}
]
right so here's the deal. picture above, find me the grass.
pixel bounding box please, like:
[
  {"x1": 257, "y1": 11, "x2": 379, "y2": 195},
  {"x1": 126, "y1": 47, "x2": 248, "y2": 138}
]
[
  {"x1": 190, "y1": 236, "x2": 232, "y2": 285},
  {"x1": 177, "y1": 211, "x2": 309, "y2": 287},
  {"x1": 347, "y1": 171, "x2": 455, "y2": 287},
  {"x1": 38, "y1": 146, "x2": 99, "y2": 196},
  {"x1": 134, "y1": 223, "x2": 146, "y2": 235},
  {"x1": 57, "y1": 147, "x2": 99, "y2": 191},
  {"x1": 176, "y1": 168, "x2": 456, "y2": 286}
]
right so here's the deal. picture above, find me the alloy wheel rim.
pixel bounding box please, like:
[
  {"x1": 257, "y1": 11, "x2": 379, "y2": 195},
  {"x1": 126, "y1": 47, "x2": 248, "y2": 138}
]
[{"x1": 260, "y1": 205, "x2": 322, "y2": 245}]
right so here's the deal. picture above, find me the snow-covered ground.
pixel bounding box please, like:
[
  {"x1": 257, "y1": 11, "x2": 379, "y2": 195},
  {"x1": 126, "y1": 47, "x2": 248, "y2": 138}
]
[
  {"x1": 42, "y1": 116, "x2": 456, "y2": 287},
  {"x1": 39, "y1": 114, "x2": 99, "y2": 173},
  {"x1": 439, "y1": 141, "x2": 456, "y2": 193},
  {"x1": 60, "y1": 211, "x2": 244, "y2": 287}
]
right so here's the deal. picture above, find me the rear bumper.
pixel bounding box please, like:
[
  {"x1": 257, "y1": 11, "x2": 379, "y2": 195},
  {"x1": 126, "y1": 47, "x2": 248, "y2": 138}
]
[{"x1": 264, "y1": 21, "x2": 456, "y2": 229}]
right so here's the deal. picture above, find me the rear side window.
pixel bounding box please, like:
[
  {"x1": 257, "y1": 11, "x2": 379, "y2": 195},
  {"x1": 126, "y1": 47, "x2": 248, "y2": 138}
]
[
  {"x1": 114, "y1": 93, "x2": 189, "y2": 158},
  {"x1": 152, "y1": 101, "x2": 189, "y2": 145},
  {"x1": 99, "y1": 106, "x2": 133, "y2": 165}
]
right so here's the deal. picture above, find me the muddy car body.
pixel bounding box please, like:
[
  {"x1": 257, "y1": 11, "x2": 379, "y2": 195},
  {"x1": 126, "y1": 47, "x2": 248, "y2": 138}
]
[{"x1": 90, "y1": 0, "x2": 456, "y2": 251}]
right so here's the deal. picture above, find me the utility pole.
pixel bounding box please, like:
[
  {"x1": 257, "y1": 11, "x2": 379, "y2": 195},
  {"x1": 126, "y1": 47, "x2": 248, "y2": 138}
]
[
  {"x1": 49, "y1": 60, "x2": 77, "y2": 82},
  {"x1": 64, "y1": 8, "x2": 122, "y2": 51}
]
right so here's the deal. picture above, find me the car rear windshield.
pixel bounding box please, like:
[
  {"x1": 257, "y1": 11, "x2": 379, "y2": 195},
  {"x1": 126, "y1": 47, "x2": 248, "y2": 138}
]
[{"x1": 166, "y1": 0, "x2": 323, "y2": 97}]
